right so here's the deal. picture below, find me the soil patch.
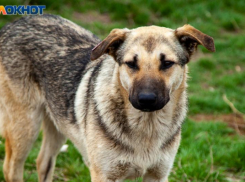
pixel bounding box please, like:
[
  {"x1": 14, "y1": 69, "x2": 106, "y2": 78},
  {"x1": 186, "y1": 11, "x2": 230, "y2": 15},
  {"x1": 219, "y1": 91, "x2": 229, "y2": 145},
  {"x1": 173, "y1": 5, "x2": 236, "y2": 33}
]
[{"x1": 190, "y1": 113, "x2": 245, "y2": 135}]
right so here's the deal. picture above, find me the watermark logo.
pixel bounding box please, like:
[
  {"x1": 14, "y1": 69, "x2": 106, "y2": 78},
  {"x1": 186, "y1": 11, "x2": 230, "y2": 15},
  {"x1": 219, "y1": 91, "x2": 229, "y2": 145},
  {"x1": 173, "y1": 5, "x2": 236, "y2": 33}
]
[{"x1": 0, "y1": 5, "x2": 46, "y2": 15}]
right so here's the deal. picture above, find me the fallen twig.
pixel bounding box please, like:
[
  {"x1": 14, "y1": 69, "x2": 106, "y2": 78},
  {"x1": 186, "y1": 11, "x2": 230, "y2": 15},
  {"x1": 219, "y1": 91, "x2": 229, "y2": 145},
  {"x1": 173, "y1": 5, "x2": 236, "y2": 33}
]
[{"x1": 222, "y1": 94, "x2": 245, "y2": 122}]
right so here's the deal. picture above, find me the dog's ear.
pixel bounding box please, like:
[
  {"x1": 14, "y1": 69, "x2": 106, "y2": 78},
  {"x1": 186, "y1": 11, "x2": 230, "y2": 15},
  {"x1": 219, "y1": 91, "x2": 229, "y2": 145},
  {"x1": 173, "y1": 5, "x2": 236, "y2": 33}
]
[
  {"x1": 175, "y1": 24, "x2": 215, "y2": 55},
  {"x1": 91, "y1": 28, "x2": 129, "y2": 61}
]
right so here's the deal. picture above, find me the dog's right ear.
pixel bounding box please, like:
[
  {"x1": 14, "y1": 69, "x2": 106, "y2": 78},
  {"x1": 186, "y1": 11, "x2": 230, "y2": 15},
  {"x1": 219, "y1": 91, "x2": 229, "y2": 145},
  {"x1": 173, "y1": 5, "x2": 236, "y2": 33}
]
[{"x1": 90, "y1": 28, "x2": 129, "y2": 61}]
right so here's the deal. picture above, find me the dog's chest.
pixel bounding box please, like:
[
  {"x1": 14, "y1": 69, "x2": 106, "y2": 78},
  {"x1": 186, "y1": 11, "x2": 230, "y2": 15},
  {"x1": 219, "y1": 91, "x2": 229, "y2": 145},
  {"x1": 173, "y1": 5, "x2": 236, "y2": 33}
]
[{"x1": 103, "y1": 112, "x2": 174, "y2": 180}]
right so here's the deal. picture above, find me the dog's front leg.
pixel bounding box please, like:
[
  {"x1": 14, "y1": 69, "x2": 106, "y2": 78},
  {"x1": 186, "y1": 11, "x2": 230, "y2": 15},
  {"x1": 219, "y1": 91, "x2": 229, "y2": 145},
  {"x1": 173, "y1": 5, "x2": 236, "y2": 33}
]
[
  {"x1": 90, "y1": 164, "x2": 122, "y2": 182},
  {"x1": 90, "y1": 165, "x2": 107, "y2": 182},
  {"x1": 142, "y1": 176, "x2": 168, "y2": 182}
]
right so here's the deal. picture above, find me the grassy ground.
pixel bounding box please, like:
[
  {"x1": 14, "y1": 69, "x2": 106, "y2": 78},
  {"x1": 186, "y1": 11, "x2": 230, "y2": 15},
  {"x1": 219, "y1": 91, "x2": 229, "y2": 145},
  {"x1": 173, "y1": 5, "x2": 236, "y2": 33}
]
[{"x1": 0, "y1": 0, "x2": 245, "y2": 181}]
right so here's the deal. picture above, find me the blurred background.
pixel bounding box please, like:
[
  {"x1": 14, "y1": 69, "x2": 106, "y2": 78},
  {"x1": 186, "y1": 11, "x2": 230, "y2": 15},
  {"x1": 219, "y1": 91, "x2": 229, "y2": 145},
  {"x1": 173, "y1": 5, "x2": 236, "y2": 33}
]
[{"x1": 0, "y1": 0, "x2": 245, "y2": 181}]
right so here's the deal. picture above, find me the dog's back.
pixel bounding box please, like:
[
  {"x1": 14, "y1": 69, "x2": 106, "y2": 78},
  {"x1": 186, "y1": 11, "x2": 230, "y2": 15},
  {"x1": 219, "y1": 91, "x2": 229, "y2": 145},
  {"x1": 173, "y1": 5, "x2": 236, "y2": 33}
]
[{"x1": 0, "y1": 14, "x2": 100, "y2": 123}]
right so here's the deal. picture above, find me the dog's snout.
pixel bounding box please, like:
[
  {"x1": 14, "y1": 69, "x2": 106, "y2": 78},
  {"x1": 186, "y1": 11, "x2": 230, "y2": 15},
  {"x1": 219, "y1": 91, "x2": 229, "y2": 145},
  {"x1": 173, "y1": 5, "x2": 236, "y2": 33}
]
[
  {"x1": 138, "y1": 92, "x2": 157, "y2": 105},
  {"x1": 129, "y1": 79, "x2": 170, "y2": 112}
]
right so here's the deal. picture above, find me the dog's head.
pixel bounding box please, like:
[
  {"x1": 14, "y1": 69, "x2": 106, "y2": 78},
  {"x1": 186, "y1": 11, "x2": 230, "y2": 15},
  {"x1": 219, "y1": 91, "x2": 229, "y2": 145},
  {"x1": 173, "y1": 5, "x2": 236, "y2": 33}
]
[{"x1": 91, "y1": 25, "x2": 215, "y2": 112}]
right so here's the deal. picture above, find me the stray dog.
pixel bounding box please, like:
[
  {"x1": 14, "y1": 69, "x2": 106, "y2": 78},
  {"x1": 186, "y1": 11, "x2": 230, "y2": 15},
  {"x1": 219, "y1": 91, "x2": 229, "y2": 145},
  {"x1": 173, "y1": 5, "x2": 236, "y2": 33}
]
[{"x1": 0, "y1": 14, "x2": 215, "y2": 182}]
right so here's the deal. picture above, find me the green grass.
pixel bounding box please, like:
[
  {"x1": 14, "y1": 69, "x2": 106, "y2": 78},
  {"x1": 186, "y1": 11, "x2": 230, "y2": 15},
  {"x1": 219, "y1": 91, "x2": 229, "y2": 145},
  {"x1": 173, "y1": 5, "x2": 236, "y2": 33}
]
[
  {"x1": 171, "y1": 119, "x2": 245, "y2": 182},
  {"x1": 1, "y1": 0, "x2": 245, "y2": 181}
]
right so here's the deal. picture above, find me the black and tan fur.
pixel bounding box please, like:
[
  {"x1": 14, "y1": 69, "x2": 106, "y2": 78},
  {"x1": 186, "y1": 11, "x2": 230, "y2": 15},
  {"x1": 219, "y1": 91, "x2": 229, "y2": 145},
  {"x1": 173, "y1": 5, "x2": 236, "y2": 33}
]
[{"x1": 0, "y1": 14, "x2": 215, "y2": 182}]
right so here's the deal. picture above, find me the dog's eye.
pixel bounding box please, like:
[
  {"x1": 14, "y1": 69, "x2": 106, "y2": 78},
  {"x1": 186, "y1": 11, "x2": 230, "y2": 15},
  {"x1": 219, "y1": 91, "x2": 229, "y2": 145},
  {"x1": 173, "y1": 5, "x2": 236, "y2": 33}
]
[
  {"x1": 161, "y1": 61, "x2": 175, "y2": 70},
  {"x1": 125, "y1": 61, "x2": 138, "y2": 69},
  {"x1": 125, "y1": 55, "x2": 138, "y2": 70},
  {"x1": 160, "y1": 53, "x2": 175, "y2": 70}
]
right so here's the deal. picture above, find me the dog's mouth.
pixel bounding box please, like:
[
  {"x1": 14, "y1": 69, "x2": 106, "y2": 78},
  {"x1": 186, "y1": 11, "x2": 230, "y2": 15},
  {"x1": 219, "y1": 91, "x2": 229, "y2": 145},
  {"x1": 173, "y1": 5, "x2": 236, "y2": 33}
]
[
  {"x1": 129, "y1": 96, "x2": 170, "y2": 112},
  {"x1": 141, "y1": 108, "x2": 152, "y2": 112}
]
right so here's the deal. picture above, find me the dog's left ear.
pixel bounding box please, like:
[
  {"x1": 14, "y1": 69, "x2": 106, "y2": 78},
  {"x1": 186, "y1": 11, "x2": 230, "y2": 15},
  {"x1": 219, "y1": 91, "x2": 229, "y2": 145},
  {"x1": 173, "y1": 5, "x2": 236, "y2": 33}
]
[
  {"x1": 175, "y1": 24, "x2": 215, "y2": 55},
  {"x1": 91, "y1": 28, "x2": 130, "y2": 61}
]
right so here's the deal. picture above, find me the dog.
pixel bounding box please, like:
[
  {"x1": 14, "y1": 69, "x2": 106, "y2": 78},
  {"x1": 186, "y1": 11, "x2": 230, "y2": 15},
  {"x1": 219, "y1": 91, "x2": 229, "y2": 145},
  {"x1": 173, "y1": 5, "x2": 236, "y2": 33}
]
[{"x1": 0, "y1": 14, "x2": 215, "y2": 182}]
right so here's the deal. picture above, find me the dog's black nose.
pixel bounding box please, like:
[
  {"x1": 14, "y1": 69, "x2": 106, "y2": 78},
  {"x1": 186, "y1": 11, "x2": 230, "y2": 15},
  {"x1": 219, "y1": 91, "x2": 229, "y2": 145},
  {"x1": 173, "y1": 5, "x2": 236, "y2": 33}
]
[{"x1": 138, "y1": 93, "x2": 157, "y2": 104}]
